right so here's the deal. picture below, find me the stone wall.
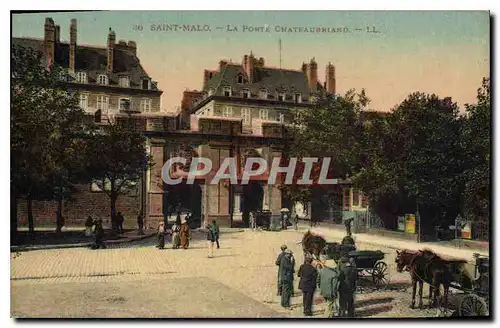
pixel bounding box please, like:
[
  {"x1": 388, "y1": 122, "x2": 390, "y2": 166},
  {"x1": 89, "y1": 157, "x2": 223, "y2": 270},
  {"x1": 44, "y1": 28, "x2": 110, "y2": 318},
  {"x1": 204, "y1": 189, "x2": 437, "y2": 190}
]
[{"x1": 17, "y1": 184, "x2": 141, "y2": 227}]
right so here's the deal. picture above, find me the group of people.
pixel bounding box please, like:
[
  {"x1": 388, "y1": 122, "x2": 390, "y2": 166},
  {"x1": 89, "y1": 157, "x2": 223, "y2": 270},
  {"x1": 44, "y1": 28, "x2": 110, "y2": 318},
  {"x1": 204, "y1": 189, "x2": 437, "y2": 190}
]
[
  {"x1": 156, "y1": 213, "x2": 192, "y2": 250},
  {"x1": 85, "y1": 216, "x2": 106, "y2": 250},
  {"x1": 275, "y1": 244, "x2": 358, "y2": 317}
]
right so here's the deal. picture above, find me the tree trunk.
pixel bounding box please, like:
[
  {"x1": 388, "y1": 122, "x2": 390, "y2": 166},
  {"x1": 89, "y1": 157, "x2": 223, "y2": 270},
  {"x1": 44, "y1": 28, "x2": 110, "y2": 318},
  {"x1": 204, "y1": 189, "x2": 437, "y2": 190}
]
[
  {"x1": 56, "y1": 195, "x2": 63, "y2": 233},
  {"x1": 110, "y1": 193, "x2": 117, "y2": 233},
  {"x1": 27, "y1": 195, "x2": 34, "y2": 237},
  {"x1": 11, "y1": 192, "x2": 18, "y2": 244}
]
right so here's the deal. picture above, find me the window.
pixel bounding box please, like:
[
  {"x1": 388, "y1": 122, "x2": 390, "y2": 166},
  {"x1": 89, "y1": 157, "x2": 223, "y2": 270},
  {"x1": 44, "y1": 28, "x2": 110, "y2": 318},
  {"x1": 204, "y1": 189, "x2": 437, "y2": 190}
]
[
  {"x1": 294, "y1": 93, "x2": 302, "y2": 103},
  {"x1": 96, "y1": 96, "x2": 109, "y2": 112},
  {"x1": 343, "y1": 189, "x2": 350, "y2": 210},
  {"x1": 259, "y1": 108, "x2": 269, "y2": 120},
  {"x1": 278, "y1": 92, "x2": 286, "y2": 102},
  {"x1": 98, "y1": 74, "x2": 108, "y2": 85},
  {"x1": 79, "y1": 94, "x2": 88, "y2": 110},
  {"x1": 259, "y1": 89, "x2": 268, "y2": 99},
  {"x1": 223, "y1": 86, "x2": 232, "y2": 97},
  {"x1": 352, "y1": 189, "x2": 360, "y2": 207},
  {"x1": 237, "y1": 75, "x2": 244, "y2": 84},
  {"x1": 242, "y1": 89, "x2": 250, "y2": 99},
  {"x1": 142, "y1": 79, "x2": 150, "y2": 90},
  {"x1": 222, "y1": 106, "x2": 233, "y2": 117},
  {"x1": 76, "y1": 72, "x2": 87, "y2": 84},
  {"x1": 241, "y1": 108, "x2": 251, "y2": 125},
  {"x1": 361, "y1": 193, "x2": 368, "y2": 208},
  {"x1": 94, "y1": 110, "x2": 102, "y2": 123},
  {"x1": 119, "y1": 98, "x2": 131, "y2": 111},
  {"x1": 119, "y1": 76, "x2": 130, "y2": 88},
  {"x1": 278, "y1": 113, "x2": 285, "y2": 123},
  {"x1": 140, "y1": 98, "x2": 152, "y2": 112}
]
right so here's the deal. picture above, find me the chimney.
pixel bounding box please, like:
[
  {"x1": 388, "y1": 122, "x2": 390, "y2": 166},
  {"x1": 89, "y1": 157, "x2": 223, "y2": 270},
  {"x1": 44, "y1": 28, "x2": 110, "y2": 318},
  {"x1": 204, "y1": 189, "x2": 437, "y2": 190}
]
[
  {"x1": 301, "y1": 62, "x2": 307, "y2": 73},
  {"x1": 256, "y1": 57, "x2": 265, "y2": 68},
  {"x1": 203, "y1": 69, "x2": 214, "y2": 86},
  {"x1": 325, "y1": 62, "x2": 336, "y2": 94},
  {"x1": 69, "y1": 19, "x2": 77, "y2": 73},
  {"x1": 219, "y1": 59, "x2": 228, "y2": 71},
  {"x1": 243, "y1": 52, "x2": 255, "y2": 83},
  {"x1": 306, "y1": 58, "x2": 318, "y2": 92},
  {"x1": 55, "y1": 25, "x2": 60, "y2": 43},
  {"x1": 127, "y1": 41, "x2": 137, "y2": 55},
  {"x1": 43, "y1": 18, "x2": 55, "y2": 67},
  {"x1": 107, "y1": 28, "x2": 116, "y2": 74}
]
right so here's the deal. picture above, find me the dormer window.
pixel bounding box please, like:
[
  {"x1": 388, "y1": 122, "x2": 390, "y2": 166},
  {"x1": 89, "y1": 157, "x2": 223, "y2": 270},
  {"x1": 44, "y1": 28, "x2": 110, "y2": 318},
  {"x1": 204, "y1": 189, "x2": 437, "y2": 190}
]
[
  {"x1": 142, "y1": 78, "x2": 150, "y2": 90},
  {"x1": 98, "y1": 74, "x2": 108, "y2": 85},
  {"x1": 237, "y1": 74, "x2": 244, "y2": 84},
  {"x1": 278, "y1": 92, "x2": 286, "y2": 102},
  {"x1": 259, "y1": 89, "x2": 268, "y2": 99},
  {"x1": 223, "y1": 86, "x2": 232, "y2": 97},
  {"x1": 76, "y1": 72, "x2": 87, "y2": 84},
  {"x1": 242, "y1": 89, "x2": 250, "y2": 99},
  {"x1": 294, "y1": 93, "x2": 302, "y2": 103},
  {"x1": 119, "y1": 76, "x2": 130, "y2": 88}
]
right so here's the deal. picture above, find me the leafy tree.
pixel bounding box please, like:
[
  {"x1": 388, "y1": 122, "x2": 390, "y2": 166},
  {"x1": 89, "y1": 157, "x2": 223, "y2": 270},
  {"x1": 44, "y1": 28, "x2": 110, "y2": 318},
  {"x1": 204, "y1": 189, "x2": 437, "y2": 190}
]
[
  {"x1": 461, "y1": 78, "x2": 490, "y2": 222},
  {"x1": 11, "y1": 45, "x2": 87, "y2": 237},
  {"x1": 86, "y1": 119, "x2": 153, "y2": 232}
]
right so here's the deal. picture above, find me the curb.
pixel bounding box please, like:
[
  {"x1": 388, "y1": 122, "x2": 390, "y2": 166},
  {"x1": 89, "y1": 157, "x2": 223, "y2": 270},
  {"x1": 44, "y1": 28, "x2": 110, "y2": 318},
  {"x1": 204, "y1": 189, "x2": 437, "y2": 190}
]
[{"x1": 11, "y1": 233, "x2": 155, "y2": 252}]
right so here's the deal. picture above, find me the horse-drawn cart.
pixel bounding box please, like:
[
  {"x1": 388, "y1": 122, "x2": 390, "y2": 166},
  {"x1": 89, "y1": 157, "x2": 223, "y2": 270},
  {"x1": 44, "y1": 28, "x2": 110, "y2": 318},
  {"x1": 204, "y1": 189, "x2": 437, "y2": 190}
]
[{"x1": 349, "y1": 250, "x2": 390, "y2": 289}]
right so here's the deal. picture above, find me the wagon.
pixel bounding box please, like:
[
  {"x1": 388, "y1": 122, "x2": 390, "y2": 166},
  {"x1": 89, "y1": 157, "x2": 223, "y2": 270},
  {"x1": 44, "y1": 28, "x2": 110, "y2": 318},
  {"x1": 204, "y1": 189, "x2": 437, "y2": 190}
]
[
  {"x1": 348, "y1": 250, "x2": 390, "y2": 289},
  {"x1": 437, "y1": 253, "x2": 489, "y2": 317}
]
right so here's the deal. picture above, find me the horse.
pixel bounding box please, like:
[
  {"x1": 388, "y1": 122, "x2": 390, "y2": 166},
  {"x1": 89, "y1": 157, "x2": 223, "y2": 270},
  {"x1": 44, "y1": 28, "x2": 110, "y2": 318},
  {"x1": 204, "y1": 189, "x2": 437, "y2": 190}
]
[
  {"x1": 396, "y1": 249, "x2": 470, "y2": 310},
  {"x1": 301, "y1": 230, "x2": 326, "y2": 260}
]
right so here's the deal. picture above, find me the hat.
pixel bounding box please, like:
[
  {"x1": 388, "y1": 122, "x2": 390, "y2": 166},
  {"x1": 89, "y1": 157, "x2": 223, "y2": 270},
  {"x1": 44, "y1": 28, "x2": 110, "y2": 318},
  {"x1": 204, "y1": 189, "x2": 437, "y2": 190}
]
[
  {"x1": 280, "y1": 244, "x2": 287, "y2": 251},
  {"x1": 181, "y1": 219, "x2": 187, "y2": 224}
]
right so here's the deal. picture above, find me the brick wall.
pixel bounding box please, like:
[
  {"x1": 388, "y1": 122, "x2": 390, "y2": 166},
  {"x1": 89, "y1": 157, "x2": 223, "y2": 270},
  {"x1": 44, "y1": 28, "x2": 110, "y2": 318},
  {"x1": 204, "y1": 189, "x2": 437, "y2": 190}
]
[{"x1": 17, "y1": 184, "x2": 141, "y2": 227}]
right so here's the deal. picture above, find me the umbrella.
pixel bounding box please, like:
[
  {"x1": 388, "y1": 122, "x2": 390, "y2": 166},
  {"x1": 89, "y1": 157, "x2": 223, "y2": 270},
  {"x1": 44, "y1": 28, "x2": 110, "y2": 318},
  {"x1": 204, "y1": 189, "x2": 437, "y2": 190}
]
[{"x1": 280, "y1": 208, "x2": 290, "y2": 212}]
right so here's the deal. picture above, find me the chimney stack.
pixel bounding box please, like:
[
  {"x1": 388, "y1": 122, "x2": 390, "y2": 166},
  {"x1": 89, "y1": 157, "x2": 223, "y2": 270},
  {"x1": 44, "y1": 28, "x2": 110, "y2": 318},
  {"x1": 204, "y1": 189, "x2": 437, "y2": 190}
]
[
  {"x1": 243, "y1": 52, "x2": 255, "y2": 83},
  {"x1": 306, "y1": 58, "x2": 318, "y2": 92},
  {"x1": 55, "y1": 25, "x2": 60, "y2": 43},
  {"x1": 127, "y1": 41, "x2": 137, "y2": 55},
  {"x1": 219, "y1": 59, "x2": 228, "y2": 71},
  {"x1": 107, "y1": 28, "x2": 116, "y2": 74},
  {"x1": 43, "y1": 18, "x2": 56, "y2": 67},
  {"x1": 69, "y1": 19, "x2": 77, "y2": 73},
  {"x1": 301, "y1": 62, "x2": 307, "y2": 73},
  {"x1": 325, "y1": 62, "x2": 336, "y2": 94}
]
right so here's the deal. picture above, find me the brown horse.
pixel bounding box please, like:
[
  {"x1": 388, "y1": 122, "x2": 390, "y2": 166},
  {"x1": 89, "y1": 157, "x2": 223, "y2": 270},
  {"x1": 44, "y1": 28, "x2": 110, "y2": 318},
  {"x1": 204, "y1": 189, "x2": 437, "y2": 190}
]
[
  {"x1": 301, "y1": 230, "x2": 326, "y2": 260},
  {"x1": 396, "y1": 249, "x2": 470, "y2": 309}
]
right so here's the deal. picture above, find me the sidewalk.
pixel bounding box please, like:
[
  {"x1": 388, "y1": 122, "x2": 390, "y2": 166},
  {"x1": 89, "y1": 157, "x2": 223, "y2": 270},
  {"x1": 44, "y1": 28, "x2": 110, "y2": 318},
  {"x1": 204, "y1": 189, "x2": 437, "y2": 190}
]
[
  {"x1": 299, "y1": 223, "x2": 489, "y2": 260},
  {"x1": 11, "y1": 229, "x2": 155, "y2": 252}
]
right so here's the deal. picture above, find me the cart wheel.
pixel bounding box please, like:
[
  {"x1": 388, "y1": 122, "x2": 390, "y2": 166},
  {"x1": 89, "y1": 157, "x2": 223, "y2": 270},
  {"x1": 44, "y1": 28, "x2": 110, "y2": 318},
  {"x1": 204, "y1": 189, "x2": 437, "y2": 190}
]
[
  {"x1": 372, "y1": 261, "x2": 389, "y2": 289},
  {"x1": 459, "y1": 294, "x2": 488, "y2": 316}
]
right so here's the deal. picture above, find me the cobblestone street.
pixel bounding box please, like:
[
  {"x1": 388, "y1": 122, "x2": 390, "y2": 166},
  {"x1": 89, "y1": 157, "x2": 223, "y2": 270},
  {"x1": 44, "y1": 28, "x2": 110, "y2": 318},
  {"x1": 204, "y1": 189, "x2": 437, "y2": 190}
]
[{"x1": 12, "y1": 225, "x2": 446, "y2": 318}]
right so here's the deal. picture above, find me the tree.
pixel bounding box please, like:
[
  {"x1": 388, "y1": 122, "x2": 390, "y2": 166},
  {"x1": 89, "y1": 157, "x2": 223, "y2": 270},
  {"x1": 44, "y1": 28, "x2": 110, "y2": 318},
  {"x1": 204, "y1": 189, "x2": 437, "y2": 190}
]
[
  {"x1": 86, "y1": 119, "x2": 153, "y2": 232},
  {"x1": 461, "y1": 78, "x2": 490, "y2": 222},
  {"x1": 11, "y1": 45, "x2": 87, "y2": 237},
  {"x1": 353, "y1": 93, "x2": 465, "y2": 232}
]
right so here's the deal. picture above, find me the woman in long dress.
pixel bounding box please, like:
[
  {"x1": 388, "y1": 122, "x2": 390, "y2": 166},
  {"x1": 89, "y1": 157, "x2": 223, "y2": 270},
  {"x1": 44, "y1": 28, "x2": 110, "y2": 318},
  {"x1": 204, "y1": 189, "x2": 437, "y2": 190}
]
[
  {"x1": 171, "y1": 218, "x2": 181, "y2": 249},
  {"x1": 180, "y1": 218, "x2": 190, "y2": 249}
]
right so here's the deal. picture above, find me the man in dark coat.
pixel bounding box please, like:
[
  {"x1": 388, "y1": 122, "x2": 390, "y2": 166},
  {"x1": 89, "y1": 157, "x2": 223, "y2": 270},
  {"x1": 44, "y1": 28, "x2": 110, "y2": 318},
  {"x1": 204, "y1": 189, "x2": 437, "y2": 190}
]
[
  {"x1": 117, "y1": 212, "x2": 125, "y2": 234},
  {"x1": 338, "y1": 256, "x2": 357, "y2": 317},
  {"x1": 275, "y1": 244, "x2": 288, "y2": 296},
  {"x1": 280, "y1": 249, "x2": 295, "y2": 309},
  {"x1": 92, "y1": 219, "x2": 106, "y2": 249},
  {"x1": 298, "y1": 254, "x2": 318, "y2": 316},
  {"x1": 137, "y1": 213, "x2": 144, "y2": 235}
]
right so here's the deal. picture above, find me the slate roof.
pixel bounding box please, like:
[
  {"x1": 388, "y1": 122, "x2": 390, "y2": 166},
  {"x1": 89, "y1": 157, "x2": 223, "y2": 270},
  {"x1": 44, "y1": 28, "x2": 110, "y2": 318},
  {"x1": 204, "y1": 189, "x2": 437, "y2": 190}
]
[
  {"x1": 12, "y1": 37, "x2": 160, "y2": 91},
  {"x1": 203, "y1": 63, "x2": 322, "y2": 102}
]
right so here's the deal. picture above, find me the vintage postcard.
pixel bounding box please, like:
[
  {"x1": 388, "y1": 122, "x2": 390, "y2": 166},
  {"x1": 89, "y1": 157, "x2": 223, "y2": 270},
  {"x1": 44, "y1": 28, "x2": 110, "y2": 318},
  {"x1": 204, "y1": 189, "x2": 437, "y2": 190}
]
[{"x1": 10, "y1": 10, "x2": 490, "y2": 319}]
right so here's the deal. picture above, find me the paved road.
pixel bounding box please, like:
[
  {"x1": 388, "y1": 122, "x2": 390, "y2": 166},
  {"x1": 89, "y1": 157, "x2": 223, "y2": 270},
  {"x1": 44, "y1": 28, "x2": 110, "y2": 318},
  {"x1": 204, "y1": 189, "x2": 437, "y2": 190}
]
[{"x1": 12, "y1": 226, "x2": 446, "y2": 318}]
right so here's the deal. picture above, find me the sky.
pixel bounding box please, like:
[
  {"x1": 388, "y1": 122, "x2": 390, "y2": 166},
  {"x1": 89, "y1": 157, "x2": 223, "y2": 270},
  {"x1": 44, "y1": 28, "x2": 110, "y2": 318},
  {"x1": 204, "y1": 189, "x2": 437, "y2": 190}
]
[{"x1": 12, "y1": 11, "x2": 490, "y2": 113}]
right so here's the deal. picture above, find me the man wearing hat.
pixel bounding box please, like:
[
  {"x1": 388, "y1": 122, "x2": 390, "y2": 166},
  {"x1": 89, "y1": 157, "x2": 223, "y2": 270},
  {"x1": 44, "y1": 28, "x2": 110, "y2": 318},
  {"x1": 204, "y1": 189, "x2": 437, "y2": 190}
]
[
  {"x1": 338, "y1": 255, "x2": 357, "y2": 317},
  {"x1": 298, "y1": 254, "x2": 318, "y2": 316},
  {"x1": 275, "y1": 244, "x2": 288, "y2": 296},
  {"x1": 317, "y1": 258, "x2": 341, "y2": 318},
  {"x1": 280, "y1": 249, "x2": 295, "y2": 310}
]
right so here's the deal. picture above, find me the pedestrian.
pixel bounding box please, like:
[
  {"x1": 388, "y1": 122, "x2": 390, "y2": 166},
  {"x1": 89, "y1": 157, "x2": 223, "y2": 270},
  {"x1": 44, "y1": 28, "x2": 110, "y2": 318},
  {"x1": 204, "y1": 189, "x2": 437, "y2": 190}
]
[
  {"x1": 180, "y1": 216, "x2": 190, "y2": 249},
  {"x1": 298, "y1": 254, "x2": 318, "y2": 316},
  {"x1": 156, "y1": 221, "x2": 165, "y2": 249},
  {"x1": 117, "y1": 212, "x2": 124, "y2": 234},
  {"x1": 317, "y1": 261, "x2": 341, "y2": 318},
  {"x1": 91, "y1": 219, "x2": 106, "y2": 249},
  {"x1": 280, "y1": 249, "x2": 295, "y2": 310},
  {"x1": 275, "y1": 244, "x2": 288, "y2": 296},
  {"x1": 137, "y1": 213, "x2": 144, "y2": 235},
  {"x1": 206, "y1": 220, "x2": 218, "y2": 258},
  {"x1": 212, "y1": 220, "x2": 220, "y2": 249},
  {"x1": 171, "y1": 218, "x2": 181, "y2": 249},
  {"x1": 56, "y1": 209, "x2": 65, "y2": 233},
  {"x1": 249, "y1": 211, "x2": 257, "y2": 230},
  {"x1": 338, "y1": 256, "x2": 357, "y2": 317},
  {"x1": 85, "y1": 216, "x2": 94, "y2": 237}
]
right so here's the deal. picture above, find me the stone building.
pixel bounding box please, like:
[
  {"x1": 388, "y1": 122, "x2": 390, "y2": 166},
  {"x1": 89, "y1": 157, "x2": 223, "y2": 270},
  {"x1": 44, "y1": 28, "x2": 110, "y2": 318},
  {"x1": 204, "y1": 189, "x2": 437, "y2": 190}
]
[{"x1": 13, "y1": 17, "x2": 167, "y2": 227}]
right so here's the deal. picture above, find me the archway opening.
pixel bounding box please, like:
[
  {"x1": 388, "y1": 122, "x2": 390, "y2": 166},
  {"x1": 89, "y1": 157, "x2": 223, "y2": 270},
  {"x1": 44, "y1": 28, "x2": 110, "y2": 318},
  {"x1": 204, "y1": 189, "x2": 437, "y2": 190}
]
[{"x1": 241, "y1": 182, "x2": 264, "y2": 226}]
